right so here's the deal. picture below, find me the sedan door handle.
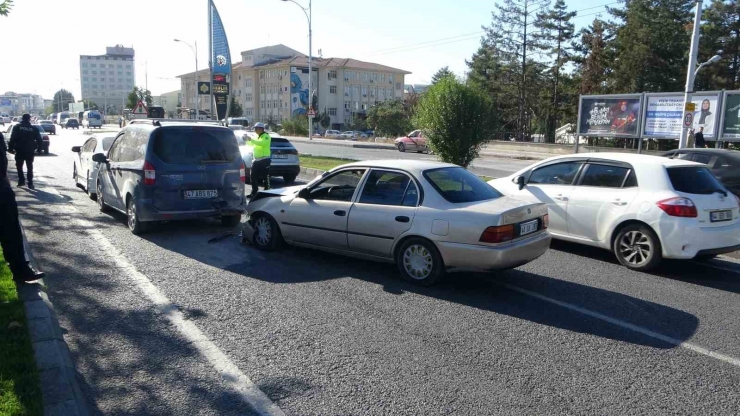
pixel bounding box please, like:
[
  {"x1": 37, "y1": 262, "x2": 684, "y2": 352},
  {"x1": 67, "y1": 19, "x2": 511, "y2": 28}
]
[
  {"x1": 395, "y1": 216, "x2": 410, "y2": 223},
  {"x1": 333, "y1": 210, "x2": 346, "y2": 216}
]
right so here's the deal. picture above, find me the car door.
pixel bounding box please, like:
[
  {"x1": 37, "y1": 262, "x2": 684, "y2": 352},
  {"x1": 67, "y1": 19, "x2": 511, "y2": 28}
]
[
  {"x1": 347, "y1": 169, "x2": 420, "y2": 258},
  {"x1": 516, "y1": 161, "x2": 585, "y2": 235},
  {"x1": 102, "y1": 133, "x2": 127, "y2": 210},
  {"x1": 81, "y1": 138, "x2": 97, "y2": 182},
  {"x1": 406, "y1": 130, "x2": 420, "y2": 151},
  {"x1": 281, "y1": 168, "x2": 368, "y2": 249},
  {"x1": 566, "y1": 163, "x2": 639, "y2": 242}
]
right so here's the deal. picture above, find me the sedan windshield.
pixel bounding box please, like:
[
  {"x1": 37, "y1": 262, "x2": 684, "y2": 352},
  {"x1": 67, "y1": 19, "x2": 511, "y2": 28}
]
[{"x1": 424, "y1": 167, "x2": 502, "y2": 203}]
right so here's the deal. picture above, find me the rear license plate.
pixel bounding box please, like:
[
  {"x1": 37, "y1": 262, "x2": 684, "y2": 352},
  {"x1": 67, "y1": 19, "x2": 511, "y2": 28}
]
[
  {"x1": 184, "y1": 190, "x2": 218, "y2": 199},
  {"x1": 710, "y1": 210, "x2": 732, "y2": 222},
  {"x1": 519, "y1": 219, "x2": 539, "y2": 236},
  {"x1": 272, "y1": 154, "x2": 288, "y2": 159}
]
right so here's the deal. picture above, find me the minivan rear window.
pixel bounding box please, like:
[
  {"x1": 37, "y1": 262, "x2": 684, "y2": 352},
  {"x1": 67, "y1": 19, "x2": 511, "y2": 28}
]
[
  {"x1": 153, "y1": 127, "x2": 239, "y2": 164},
  {"x1": 667, "y1": 166, "x2": 726, "y2": 195}
]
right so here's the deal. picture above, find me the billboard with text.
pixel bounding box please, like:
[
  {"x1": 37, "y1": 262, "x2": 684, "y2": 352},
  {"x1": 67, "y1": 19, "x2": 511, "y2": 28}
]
[
  {"x1": 578, "y1": 95, "x2": 642, "y2": 137},
  {"x1": 720, "y1": 92, "x2": 740, "y2": 141},
  {"x1": 643, "y1": 93, "x2": 720, "y2": 139}
]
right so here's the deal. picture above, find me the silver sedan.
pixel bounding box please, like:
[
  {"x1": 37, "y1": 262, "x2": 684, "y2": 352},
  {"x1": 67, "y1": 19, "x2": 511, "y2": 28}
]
[{"x1": 246, "y1": 160, "x2": 551, "y2": 286}]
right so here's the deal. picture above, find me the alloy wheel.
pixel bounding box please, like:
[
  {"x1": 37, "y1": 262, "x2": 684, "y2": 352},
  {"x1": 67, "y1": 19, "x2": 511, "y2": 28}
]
[
  {"x1": 127, "y1": 203, "x2": 137, "y2": 231},
  {"x1": 403, "y1": 244, "x2": 433, "y2": 280},
  {"x1": 254, "y1": 217, "x2": 272, "y2": 247},
  {"x1": 618, "y1": 230, "x2": 652, "y2": 267}
]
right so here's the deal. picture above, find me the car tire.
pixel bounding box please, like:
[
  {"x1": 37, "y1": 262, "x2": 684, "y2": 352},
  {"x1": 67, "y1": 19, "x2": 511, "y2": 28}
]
[
  {"x1": 252, "y1": 214, "x2": 281, "y2": 251},
  {"x1": 44, "y1": 147, "x2": 49, "y2": 155},
  {"x1": 221, "y1": 214, "x2": 242, "y2": 227},
  {"x1": 397, "y1": 142, "x2": 406, "y2": 153},
  {"x1": 283, "y1": 174, "x2": 297, "y2": 184},
  {"x1": 613, "y1": 224, "x2": 662, "y2": 272},
  {"x1": 73, "y1": 164, "x2": 77, "y2": 181},
  {"x1": 127, "y1": 197, "x2": 148, "y2": 235},
  {"x1": 396, "y1": 237, "x2": 445, "y2": 286},
  {"x1": 97, "y1": 181, "x2": 111, "y2": 213}
]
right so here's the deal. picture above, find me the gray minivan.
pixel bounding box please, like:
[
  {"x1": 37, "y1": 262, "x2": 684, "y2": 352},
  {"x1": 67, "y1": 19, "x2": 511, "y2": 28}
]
[{"x1": 93, "y1": 123, "x2": 246, "y2": 234}]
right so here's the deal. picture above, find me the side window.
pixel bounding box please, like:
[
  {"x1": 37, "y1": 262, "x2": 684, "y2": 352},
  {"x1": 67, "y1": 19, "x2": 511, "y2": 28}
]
[
  {"x1": 623, "y1": 170, "x2": 638, "y2": 188},
  {"x1": 715, "y1": 156, "x2": 736, "y2": 171},
  {"x1": 133, "y1": 130, "x2": 150, "y2": 161},
  {"x1": 107, "y1": 135, "x2": 125, "y2": 162},
  {"x1": 691, "y1": 153, "x2": 713, "y2": 165},
  {"x1": 528, "y1": 162, "x2": 583, "y2": 185},
  {"x1": 675, "y1": 152, "x2": 692, "y2": 160},
  {"x1": 580, "y1": 164, "x2": 630, "y2": 188},
  {"x1": 408, "y1": 131, "x2": 418, "y2": 138},
  {"x1": 359, "y1": 170, "x2": 419, "y2": 207},
  {"x1": 83, "y1": 139, "x2": 97, "y2": 153},
  {"x1": 308, "y1": 169, "x2": 366, "y2": 202}
]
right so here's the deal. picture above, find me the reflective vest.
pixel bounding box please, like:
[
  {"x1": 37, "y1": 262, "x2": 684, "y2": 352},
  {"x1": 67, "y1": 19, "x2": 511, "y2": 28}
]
[{"x1": 248, "y1": 132, "x2": 271, "y2": 159}]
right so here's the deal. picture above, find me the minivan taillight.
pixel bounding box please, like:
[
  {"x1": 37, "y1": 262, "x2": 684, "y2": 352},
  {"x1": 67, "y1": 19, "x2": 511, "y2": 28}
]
[
  {"x1": 239, "y1": 161, "x2": 246, "y2": 183},
  {"x1": 143, "y1": 161, "x2": 156, "y2": 185},
  {"x1": 479, "y1": 225, "x2": 514, "y2": 244},
  {"x1": 657, "y1": 197, "x2": 697, "y2": 217}
]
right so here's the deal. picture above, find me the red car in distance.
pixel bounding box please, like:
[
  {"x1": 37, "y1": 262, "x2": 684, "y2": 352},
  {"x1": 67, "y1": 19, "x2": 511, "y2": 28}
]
[{"x1": 394, "y1": 130, "x2": 429, "y2": 153}]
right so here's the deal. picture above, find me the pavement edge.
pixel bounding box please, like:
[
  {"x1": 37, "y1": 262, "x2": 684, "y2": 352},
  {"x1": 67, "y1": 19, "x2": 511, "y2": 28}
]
[{"x1": 16, "y1": 224, "x2": 90, "y2": 416}]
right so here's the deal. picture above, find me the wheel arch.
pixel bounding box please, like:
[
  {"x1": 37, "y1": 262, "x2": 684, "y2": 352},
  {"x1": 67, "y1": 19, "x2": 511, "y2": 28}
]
[
  {"x1": 609, "y1": 219, "x2": 659, "y2": 250},
  {"x1": 392, "y1": 234, "x2": 444, "y2": 265}
]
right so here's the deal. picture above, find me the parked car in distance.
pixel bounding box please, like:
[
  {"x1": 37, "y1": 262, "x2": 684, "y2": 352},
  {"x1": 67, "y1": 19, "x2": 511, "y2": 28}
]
[
  {"x1": 62, "y1": 118, "x2": 80, "y2": 129},
  {"x1": 93, "y1": 123, "x2": 247, "y2": 234},
  {"x1": 11, "y1": 116, "x2": 19, "y2": 122},
  {"x1": 82, "y1": 110, "x2": 103, "y2": 129},
  {"x1": 39, "y1": 120, "x2": 56, "y2": 134},
  {"x1": 71, "y1": 134, "x2": 117, "y2": 199},
  {"x1": 324, "y1": 130, "x2": 342, "y2": 138},
  {"x1": 247, "y1": 160, "x2": 550, "y2": 286},
  {"x1": 237, "y1": 131, "x2": 300, "y2": 184},
  {"x1": 31, "y1": 124, "x2": 50, "y2": 154},
  {"x1": 489, "y1": 153, "x2": 740, "y2": 271},
  {"x1": 661, "y1": 148, "x2": 740, "y2": 197},
  {"x1": 395, "y1": 130, "x2": 428, "y2": 153}
]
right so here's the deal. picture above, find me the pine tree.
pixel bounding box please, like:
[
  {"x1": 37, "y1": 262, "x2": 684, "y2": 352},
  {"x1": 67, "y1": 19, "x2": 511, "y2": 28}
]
[
  {"x1": 431, "y1": 66, "x2": 455, "y2": 84},
  {"x1": 573, "y1": 18, "x2": 613, "y2": 95},
  {"x1": 696, "y1": 0, "x2": 740, "y2": 91}
]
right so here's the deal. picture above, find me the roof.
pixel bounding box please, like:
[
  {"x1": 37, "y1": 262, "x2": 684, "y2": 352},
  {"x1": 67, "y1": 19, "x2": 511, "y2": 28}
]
[
  {"x1": 338, "y1": 159, "x2": 456, "y2": 174},
  {"x1": 250, "y1": 56, "x2": 411, "y2": 74},
  {"x1": 537, "y1": 152, "x2": 702, "y2": 168}
]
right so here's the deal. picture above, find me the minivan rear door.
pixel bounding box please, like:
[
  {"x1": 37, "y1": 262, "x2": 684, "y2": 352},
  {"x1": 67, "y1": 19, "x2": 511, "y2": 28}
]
[
  {"x1": 666, "y1": 166, "x2": 738, "y2": 228},
  {"x1": 150, "y1": 126, "x2": 243, "y2": 212}
]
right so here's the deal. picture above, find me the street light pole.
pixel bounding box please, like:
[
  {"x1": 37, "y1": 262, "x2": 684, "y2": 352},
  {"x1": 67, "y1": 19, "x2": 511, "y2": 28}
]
[
  {"x1": 175, "y1": 39, "x2": 199, "y2": 120},
  {"x1": 281, "y1": 0, "x2": 312, "y2": 140},
  {"x1": 679, "y1": 1, "x2": 703, "y2": 150}
]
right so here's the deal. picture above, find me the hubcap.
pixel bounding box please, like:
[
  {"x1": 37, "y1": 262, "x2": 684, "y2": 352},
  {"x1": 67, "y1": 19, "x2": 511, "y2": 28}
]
[
  {"x1": 403, "y1": 244, "x2": 433, "y2": 280},
  {"x1": 128, "y1": 204, "x2": 136, "y2": 230},
  {"x1": 618, "y1": 231, "x2": 652, "y2": 266},
  {"x1": 255, "y1": 217, "x2": 272, "y2": 246}
]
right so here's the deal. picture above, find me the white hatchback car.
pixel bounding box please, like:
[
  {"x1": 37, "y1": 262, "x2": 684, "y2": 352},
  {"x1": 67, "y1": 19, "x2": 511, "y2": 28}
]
[
  {"x1": 490, "y1": 153, "x2": 740, "y2": 271},
  {"x1": 72, "y1": 134, "x2": 117, "y2": 199}
]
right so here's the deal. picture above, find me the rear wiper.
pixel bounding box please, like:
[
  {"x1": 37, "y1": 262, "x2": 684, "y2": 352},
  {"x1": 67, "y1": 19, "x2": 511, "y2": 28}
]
[{"x1": 710, "y1": 188, "x2": 728, "y2": 197}]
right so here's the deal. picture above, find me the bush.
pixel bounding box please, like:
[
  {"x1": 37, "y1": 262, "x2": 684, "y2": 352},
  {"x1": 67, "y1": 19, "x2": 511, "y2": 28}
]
[
  {"x1": 280, "y1": 115, "x2": 309, "y2": 136},
  {"x1": 367, "y1": 100, "x2": 413, "y2": 138},
  {"x1": 413, "y1": 76, "x2": 497, "y2": 167}
]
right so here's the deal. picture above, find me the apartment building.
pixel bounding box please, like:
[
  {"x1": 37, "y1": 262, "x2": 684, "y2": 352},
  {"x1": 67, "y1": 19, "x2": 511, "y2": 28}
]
[{"x1": 79, "y1": 45, "x2": 135, "y2": 114}]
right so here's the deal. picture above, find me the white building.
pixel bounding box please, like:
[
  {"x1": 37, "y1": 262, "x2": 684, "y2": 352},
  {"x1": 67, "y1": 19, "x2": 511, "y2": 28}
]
[
  {"x1": 0, "y1": 91, "x2": 46, "y2": 115},
  {"x1": 79, "y1": 45, "x2": 135, "y2": 114}
]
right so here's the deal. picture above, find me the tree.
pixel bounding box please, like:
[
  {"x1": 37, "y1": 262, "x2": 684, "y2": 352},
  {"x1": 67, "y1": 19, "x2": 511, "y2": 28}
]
[
  {"x1": 317, "y1": 110, "x2": 331, "y2": 129},
  {"x1": 696, "y1": 0, "x2": 740, "y2": 91},
  {"x1": 414, "y1": 76, "x2": 497, "y2": 168},
  {"x1": 367, "y1": 100, "x2": 413, "y2": 138},
  {"x1": 229, "y1": 96, "x2": 243, "y2": 117},
  {"x1": 52, "y1": 89, "x2": 75, "y2": 112},
  {"x1": 126, "y1": 87, "x2": 153, "y2": 110},
  {"x1": 573, "y1": 18, "x2": 613, "y2": 95},
  {"x1": 280, "y1": 115, "x2": 308, "y2": 136},
  {"x1": 431, "y1": 66, "x2": 455, "y2": 84},
  {"x1": 0, "y1": 0, "x2": 12, "y2": 17},
  {"x1": 80, "y1": 100, "x2": 98, "y2": 111}
]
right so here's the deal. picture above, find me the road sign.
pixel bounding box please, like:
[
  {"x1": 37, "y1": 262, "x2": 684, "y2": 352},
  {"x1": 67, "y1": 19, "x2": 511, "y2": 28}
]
[
  {"x1": 685, "y1": 102, "x2": 696, "y2": 111},
  {"x1": 133, "y1": 101, "x2": 148, "y2": 115},
  {"x1": 307, "y1": 108, "x2": 316, "y2": 118},
  {"x1": 683, "y1": 111, "x2": 694, "y2": 128}
]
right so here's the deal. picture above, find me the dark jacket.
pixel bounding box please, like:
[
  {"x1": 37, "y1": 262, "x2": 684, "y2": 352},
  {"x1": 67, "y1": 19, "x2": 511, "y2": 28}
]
[
  {"x1": 695, "y1": 131, "x2": 706, "y2": 148},
  {"x1": 1, "y1": 132, "x2": 7, "y2": 179},
  {"x1": 8, "y1": 121, "x2": 43, "y2": 156}
]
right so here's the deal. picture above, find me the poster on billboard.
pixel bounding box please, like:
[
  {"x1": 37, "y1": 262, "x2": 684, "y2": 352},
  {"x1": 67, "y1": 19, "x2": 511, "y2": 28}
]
[
  {"x1": 290, "y1": 67, "x2": 318, "y2": 117},
  {"x1": 578, "y1": 95, "x2": 642, "y2": 137},
  {"x1": 720, "y1": 92, "x2": 740, "y2": 141},
  {"x1": 642, "y1": 93, "x2": 720, "y2": 139}
]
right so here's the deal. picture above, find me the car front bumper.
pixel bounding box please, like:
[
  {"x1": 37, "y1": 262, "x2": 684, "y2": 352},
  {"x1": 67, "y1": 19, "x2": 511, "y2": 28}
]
[
  {"x1": 436, "y1": 231, "x2": 551, "y2": 271},
  {"x1": 657, "y1": 218, "x2": 740, "y2": 259}
]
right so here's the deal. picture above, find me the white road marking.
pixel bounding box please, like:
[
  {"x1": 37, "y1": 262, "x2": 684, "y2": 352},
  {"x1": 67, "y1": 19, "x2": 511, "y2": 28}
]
[
  {"x1": 38, "y1": 181, "x2": 284, "y2": 416},
  {"x1": 497, "y1": 282, "x2": 740, "y2": 368}
]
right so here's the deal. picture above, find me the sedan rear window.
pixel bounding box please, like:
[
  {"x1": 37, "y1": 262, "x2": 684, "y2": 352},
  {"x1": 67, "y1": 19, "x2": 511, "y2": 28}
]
[
  {"x1": 424, "y1": 167, "x2": 502, "y2": 203},
  {"x1": 667, "y1": 166, "x2": 726, "y2": 195},
  {"x1": 153, "y1": 127, "x2": 239, "y2": 164}
]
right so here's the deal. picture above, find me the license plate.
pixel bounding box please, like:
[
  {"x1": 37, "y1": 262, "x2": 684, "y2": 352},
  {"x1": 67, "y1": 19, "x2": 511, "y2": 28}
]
[
  {"x1": 710, "y1": 210, "x2": 733, "y2": 222},
  {"x1": 184, "y1": 190, "x2": 218, "y2": 199},
  {"x1": 272, "y1": 154, "x2": 288, "y2": 159},
  {"x1": 519, "y1": 219, "x2": 539, "y2": 236}
]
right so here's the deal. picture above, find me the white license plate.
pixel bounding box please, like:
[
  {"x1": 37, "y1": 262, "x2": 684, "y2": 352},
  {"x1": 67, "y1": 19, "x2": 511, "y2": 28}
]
[
  {"x1": 710, "y1": 210, "x2": 733, "y2": 222},
  {"x1": 271, "y1": 154, "x2": 288, "y2": 159},
  {"x1": 184, "y1": 190, "x2": 218, "y2": 199},
  {"x1": 519, "y1": 219, "x2": 539, "y2": 236}
]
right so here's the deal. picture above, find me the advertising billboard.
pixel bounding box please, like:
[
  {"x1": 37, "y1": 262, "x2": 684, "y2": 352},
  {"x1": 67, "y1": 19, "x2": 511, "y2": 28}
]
[
  {"x1": 643, "y1": 93, "x2": 720, "y2": 139},
  {"x1": 720, "y1": 92, "x2": 740, "y2": 141},
  {"x1": 578, "y1": 95, "x2": 642, "y2": 137}
]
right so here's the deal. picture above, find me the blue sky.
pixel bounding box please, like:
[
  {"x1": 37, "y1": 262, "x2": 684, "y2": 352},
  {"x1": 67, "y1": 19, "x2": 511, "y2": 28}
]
[{"x1": 0, "y1": 0, "x2": 613, "y2": 99}]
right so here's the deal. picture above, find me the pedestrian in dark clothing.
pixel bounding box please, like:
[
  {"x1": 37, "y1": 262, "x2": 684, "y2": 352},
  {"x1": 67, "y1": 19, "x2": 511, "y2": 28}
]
[
  {"x1": 8, "y1": 114, "x2": 43, "y2": 189},
  {"x1": 694, "y1": 127, "x2": 707, "y2": 148},
  {"x1": 0, "y1": 132, "x2": 45, "y2": 283}
]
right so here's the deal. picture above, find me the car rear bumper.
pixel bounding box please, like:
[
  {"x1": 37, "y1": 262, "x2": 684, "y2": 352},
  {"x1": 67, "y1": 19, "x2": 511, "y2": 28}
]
[
  {"x1": 436, "y1": 231, "x2": 551, "y2": 271},
  {"x1": 658, "y1": 219, "x2": 740, "y2": 259},
  {"x1": 245, "y1": 165, "x2": 300, "y2": 180},
  {"x1": 137, "y1": 199, "x2": 246, "y2": 222}
]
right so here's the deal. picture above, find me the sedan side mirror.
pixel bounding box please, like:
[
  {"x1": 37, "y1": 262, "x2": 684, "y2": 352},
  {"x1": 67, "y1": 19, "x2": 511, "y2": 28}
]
[
  {"x1": 71, "y1": 146, "x2": 81, "y2": 153},
  {"x1": 297, "y1": 188, "x2": 310, "y2": 199},
  {"x1": 516, "y1": 175, "x2": 526, "y2": 190},
  {"x1": 92, "y1": 153, "x2": 108, "y2": 164}
]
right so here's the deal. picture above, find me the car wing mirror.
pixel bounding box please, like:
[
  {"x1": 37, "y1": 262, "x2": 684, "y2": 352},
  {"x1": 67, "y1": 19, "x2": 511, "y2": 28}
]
[
  {"x1": 297, "y1": 188, "x2": 310, "y2": 199},
  {"x1": 92, "y1": 153, "x2": 108, "y2": 164},
  {"x1": 516, "y1": 175, "x2": 526, "y2": 190},
  {"x1": 71, "y1": 146, "x2": 82, "y2": 153}
]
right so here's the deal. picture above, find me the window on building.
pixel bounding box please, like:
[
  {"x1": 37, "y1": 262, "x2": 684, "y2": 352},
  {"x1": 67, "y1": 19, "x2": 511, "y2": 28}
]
[
  {"x1": 284, "y1": 86, "x2": 288, "y2": 92},
  {"x1": 344, "y1": 86, "x2": 350, "y2": 96},
  {"x1": 362, "y1": 104, "x2": 367, "y2": 110},
  {"x1": 330, "y1": 86, "x2": 337, "y2": 94},
  {"x1": 118, "y1": 64, "x2": 122, "y2": 68},
  {"x1": 126, "y1": 71, "x2": 131, "y2": 75},
  {"x1": 245, "y1": 78, "x2": 252, "y2": 87},
  {"x1": 329, "y1": 70, "x2": 337, "y2": 80},
  {"x1": 246, "y1": 93, "x2": 252, "y2": 102},
  {"x1": 328, "y1": 108, "x2": 337, "y2": 116},
  {"x1": 260, "y1": 85, "x2": 265, "y2": 93},
  {"x1": 109, "y1": 64, "x2": 114, "y2": 68},
  {"x1": 82, "y1": 63, "x2": 88, "y2": 67},
  {"x1": 91, "y1": 64, "x2": 97, "y2": 68},
  {"x1": 396, "y1": 82, "x2": 402, "y2": 90},
  {"x1": 82, "y1": 70, "x2": 88, "y2": 74},
  {"x1": 92, "y1": 70, "x2": 97, "y2": 75},
  {"x1": 126, "y1": 65, "x2": 131, "y2": 69},
  {"x1": 390, "y1": 74, "x2": 394, "y2": 83},
  {"x1": 92, "y1": 77, "x2": 97, "y2": 81},
  {"x1": 354, "y1": 101, "x2": 359, "y2": 110},
  {"x1": 118, "y1": 71, "x2": 123, "y2": 75},
  {"x1": 362, "y1": 86, "x2": 368, "y2": 97},
  {"x1": 109, "y1": 71, "x2": 114, "y2": 75},
  {"x1": 101, "y1": 77, "x2": 105, "y2": 81},
  {"x1": 344, "y1": 101, "x2": 350, "y2": 110},
  {"x1": 344, "y1": 71, "x2": 349, "y2": 81}
]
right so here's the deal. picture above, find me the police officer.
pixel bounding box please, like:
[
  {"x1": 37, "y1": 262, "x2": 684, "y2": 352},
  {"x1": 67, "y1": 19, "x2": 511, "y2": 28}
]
[
  {"x1": 248, "y1": 122, "x2": 272, "y2": 198},
  {"x1": 0, "y1": 131, "x2": 45, "y2": 283},
  {"x1": 8, "y1": 113, "x2": 43, "y2": 189}
]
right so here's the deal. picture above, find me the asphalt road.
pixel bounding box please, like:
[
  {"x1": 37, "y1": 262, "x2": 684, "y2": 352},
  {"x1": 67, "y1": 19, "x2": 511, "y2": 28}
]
[{"x1": 11, "y1": 127, "x2": 740, "y2": 415}]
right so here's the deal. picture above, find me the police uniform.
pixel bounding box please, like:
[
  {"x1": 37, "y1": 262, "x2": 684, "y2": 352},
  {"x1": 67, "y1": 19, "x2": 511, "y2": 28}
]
[
  {"x1": 8, "y1": 117, "x2": 43, "y2": 187},
  {"x1": 248, "y1": 129, "x2": 272, "y2": 197}
]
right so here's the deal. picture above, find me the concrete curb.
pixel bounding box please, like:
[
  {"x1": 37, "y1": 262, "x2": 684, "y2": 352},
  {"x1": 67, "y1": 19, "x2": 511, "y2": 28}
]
[{"x1": 17, "y1": 226, "x2": 90, "y2": 416}]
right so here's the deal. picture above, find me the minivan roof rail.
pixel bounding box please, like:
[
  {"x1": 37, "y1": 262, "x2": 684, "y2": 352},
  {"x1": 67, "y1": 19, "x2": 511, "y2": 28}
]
[{"x1": 128, "y1": 118, "x2": 222, "y2": 126}]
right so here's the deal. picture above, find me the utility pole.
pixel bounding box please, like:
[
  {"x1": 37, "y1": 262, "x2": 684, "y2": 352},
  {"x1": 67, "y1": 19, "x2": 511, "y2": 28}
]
[
  {"x1": 519, "y1": 0, "x2": 528, "y2": 142},
  {"x1": 679, "y1": 1, "x2": 702, "y2": 149}
]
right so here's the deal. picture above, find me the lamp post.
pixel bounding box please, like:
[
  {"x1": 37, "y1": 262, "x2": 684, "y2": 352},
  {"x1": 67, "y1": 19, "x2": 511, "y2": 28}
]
[
  {"x1": 280, "y1": 0, "x2": 312, "y2": 140},
  {"x1": 175, "y1": 39, "x2": 199, "y2": 120}
]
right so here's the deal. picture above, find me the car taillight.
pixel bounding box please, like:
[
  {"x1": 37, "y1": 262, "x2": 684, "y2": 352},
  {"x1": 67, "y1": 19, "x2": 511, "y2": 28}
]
[
  {"x1": 479, "y1": 225, "x2": 514, "y2": 244},
  {"x1": 542, "y1": 214, "x2": 549, "y2": 229},
  {"x1": 143, "y1": 161, "x2": 156, "y2": 185},
  {"x1": 657, "y1": 197, "x2": 697, "y2": 218},
  {"x1": 285, "y1": 149, "x2": 298, "y2": 155},
  {"x1": 239, "y1": 161, "x2": 246, "y2": 183}
]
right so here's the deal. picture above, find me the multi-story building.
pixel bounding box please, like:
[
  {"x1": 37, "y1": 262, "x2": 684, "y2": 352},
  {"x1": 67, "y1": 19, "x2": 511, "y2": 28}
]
[
  {"x1": 0, "y1": 92, "x2": 46, "y2": 115},
  {"x1": 79, "y1": 45, "x2": 135, "y2": 114},
  {"x1": 152, "y1": 90, "x2": 182, "y2": 117},
  {"x1": 177, "y1": 44, "x2": 410, "y2": 128}
]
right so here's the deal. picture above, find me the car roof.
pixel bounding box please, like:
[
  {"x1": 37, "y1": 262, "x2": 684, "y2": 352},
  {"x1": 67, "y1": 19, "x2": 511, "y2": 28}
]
[
  {"x1": 668, "y1": 148, "x2": 740, "y2": 157},
  {"x1": 338, "y1": 159, "x2": 457, "y2": 174},
  {"x1": 539, "y1": 152, "x2": 702, "y2": 169}
]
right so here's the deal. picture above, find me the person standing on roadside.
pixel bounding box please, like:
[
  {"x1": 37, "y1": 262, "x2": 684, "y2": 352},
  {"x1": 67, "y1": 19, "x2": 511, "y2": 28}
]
[
  {"x1": 247, "y1": 122, "x2": 271, "y2": 198},
  {"x1": 8, "y1": 114, "x2": 43, "y2": 189},
  {"x1": 0, "y1": 131, "x2": 45, "y2": 283},
  {"x1": 694, "y1": 126, "x2": 707, "y2": 148}
]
